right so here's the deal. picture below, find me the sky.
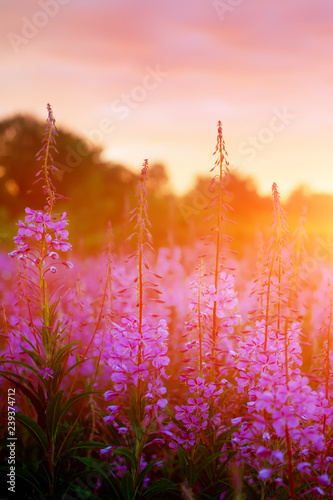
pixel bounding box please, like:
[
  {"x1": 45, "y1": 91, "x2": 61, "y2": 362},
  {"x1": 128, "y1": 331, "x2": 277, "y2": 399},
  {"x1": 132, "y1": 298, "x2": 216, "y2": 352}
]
[{"x1": 1, "y1": 0, "x2": 333, "y2": 198}]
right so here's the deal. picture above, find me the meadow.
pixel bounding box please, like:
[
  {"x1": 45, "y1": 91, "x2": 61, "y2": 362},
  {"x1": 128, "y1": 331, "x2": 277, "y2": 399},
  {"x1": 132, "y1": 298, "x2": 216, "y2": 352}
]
[{"x1": 0, "y1": 104, "x2": 332, "y2": 499}]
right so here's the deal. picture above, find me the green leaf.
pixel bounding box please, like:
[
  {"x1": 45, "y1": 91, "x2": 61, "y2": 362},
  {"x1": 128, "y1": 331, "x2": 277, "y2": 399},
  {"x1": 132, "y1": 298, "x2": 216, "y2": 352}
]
[
  {"x1": 59, "y1": 441, "x2": 106, "y2": 459},
  {"x1": 37, "y1": 382, "x2": 47, "y2": 407},
  {"x1": 113, "y1": 447, "x2": 138, "y2": 470},
  {"x1": 104, "y1": 420, "x2": 126, "y2": 448},
  {"x1": 130, "y1": 394, "x2": 139, "y2": 414},
  {"x1": 52, "y1": 341, "x2": 80, "y2": 366},
  {"x1": 165, "y1": 406, "x2": 186, "y2": 432},
  {"x1": 177, "y1": 447, "x2": 189, "y2": 471},
  {"x1": 0, "y1": 465, "x2": 46, "y2": 496},
  {"x1": 70, "y1": 440, "x2": 106, "y2": 450},
  {"x1": 0, "y1": 372, "x2": 46, "y2": 426},
  {"x1": 127, "y1": 408, "x2": 144, "y2": 441},
  {"x1": 187, "y1": 462, "x2": 198, "y2": 489},
  {"x1": 216, "y1": 450, "x2": 237, "y2": 474},
  {"x1": 16, "y1": 328, "x2": 36, "y2": 350},
  {"x1": 49, "y1": 296, "x2": 62, "y2": 319},
  {"x1": 0, "y1": 359, "x2": 39, "y2": 375},
  {"x1": 136, "y1": 460, "x2": 160, "y2": 490},
  {"x1": 58, "y1": 391, "x2": 96, "y2": 424},
  {"x1": 142, "y1": 478, "x2": 179, "y2": 499},
  {"x1": 46, "y1": 390, "x2": 64, "y2": 438},
  {"x1": 214, "y1": 427, "x2": 235, "y2": 449},
  {"x1": 77, "y1": 457, "x2": 122, "y2": 500},
  {"x1": 19, "y1": 345, "x2": 44, "y2": 370},
  {"x1": 15, "y1": 413, "x2": 48, "y2": 453},
  {"x1": 63, "y1": 356, "x2": 96, "y2": 378},
  {"x1": 121, "y1": 471, "x2": 135, "y2": 500},
  {"x1": 177, "y1": 448, "x2": 197, "y2": 488},
  {"x1": 196, "y1": 451, "x2": 225, "y2": 475},
  {"x1": 0, "y1": 369, "x2": 37, "y2": 393}
]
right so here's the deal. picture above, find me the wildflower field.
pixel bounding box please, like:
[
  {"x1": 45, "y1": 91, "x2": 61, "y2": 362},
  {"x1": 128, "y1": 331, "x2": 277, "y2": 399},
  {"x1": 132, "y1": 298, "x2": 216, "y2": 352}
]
[{"x1": 0, "y1": 105, "x2": 332, "y2": 500}]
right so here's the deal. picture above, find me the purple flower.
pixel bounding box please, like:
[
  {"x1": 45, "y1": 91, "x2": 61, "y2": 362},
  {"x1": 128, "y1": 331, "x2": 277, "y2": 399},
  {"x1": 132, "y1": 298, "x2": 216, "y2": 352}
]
[
  {"x1": 297, "y1": 462, "x2": 311, "y2": 474},
  {"x1": 317, "y1": 474, "x2": 330, "y2": 486},
  {"x1": 156, "y1": 398, "x2": 167, "y2": 409},
  {"x1": 231, "y1": 417, "x2": 243, "y2": 426},
  {"x1": 117, "y1": 427, "x2": 128, "y2": 435},
  {"x1": 106, "y1": 405, "x2": 120, "y2": 414},
  {"x1": 104, "y1": 390, "x2": 117, "y2": 401},
  {"x1": 258, "y1": 469, "x2": 271, "y2": 481},
  {"x1": 256, "y1": 446, "x2": 271, "y2": 460},
  {"x1": 11, "y1": 208, "x2": 72, "y2": 260},
  {"x1": 313, "y1": 486, "x2": 325, "y2": 495},
  {"x1": 271, "y1": 450, "x2": 284, "y2": 463},
  {"x1": 100, "y1": 446, "x2": 113, "y2": 457},
  {"x1": 103, "y1": 416, "x2": 116, "y2": 425},
  {"x1": 188, "y1": 377, "x2": 204, "y2": 393},
  {"x1": 272, "y1": 410, "x2": 299, "y2": 437},
  {"x1": 39, "y1": 368, "x2": 54, "y2": 379}
]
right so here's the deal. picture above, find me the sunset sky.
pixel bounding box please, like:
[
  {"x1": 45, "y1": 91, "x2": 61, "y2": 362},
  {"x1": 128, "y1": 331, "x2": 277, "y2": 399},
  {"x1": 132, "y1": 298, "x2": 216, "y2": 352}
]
[{"x1": 1, "y1": 0, "x2": 333, "y2": 198}]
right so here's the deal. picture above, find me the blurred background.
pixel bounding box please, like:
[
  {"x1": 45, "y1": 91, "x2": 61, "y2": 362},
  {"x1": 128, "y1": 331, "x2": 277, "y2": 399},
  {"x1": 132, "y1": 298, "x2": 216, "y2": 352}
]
[{"x1": 1, "y1": 0, "x2": 333, "y2": 254}]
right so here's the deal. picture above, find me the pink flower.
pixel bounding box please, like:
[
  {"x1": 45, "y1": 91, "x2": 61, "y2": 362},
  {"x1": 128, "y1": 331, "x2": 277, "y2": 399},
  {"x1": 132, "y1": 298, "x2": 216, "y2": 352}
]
[
  {"x1": 176, "y1": 431, "x2": 196, "y2": 449},
  {"x1": 203, "y1": 383, "x2": 223, "y2": 399},
  {"x1": 156, "y1": 398, "x2": 167, "y2": 409},
  {"x1": 188, "y1": 377, "x2": 204, "y2": 394},
  {"x1": 104, "y1": 390, "x2": 117, "y2": 401},
  {"x1": 254, "y1": 390, "x2": 274, "y2": 412},
  {"x1": 152, "y1": 351, "x2": 170, "y2": 368},
  {"x1": 131, "y1": 364, "x2": 149, "y2": 385},
  {"x1": 111, "y1": 368, "x2": 127, "y2": 392},
  {"x1": 11, "y1": 208, "x2": 72, "y2": 259},
  {"x1": 272, "y1": 409, "x2": 299, "y2": 437}
]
